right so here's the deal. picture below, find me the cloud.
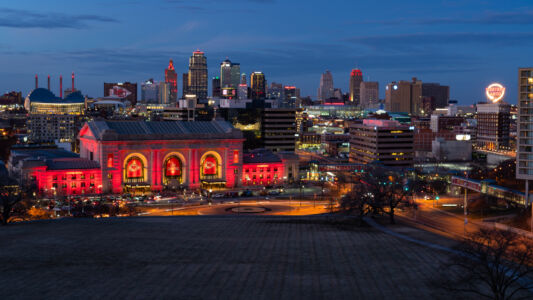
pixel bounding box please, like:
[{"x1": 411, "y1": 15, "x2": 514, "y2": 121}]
[
  {"x1": 353, "y1": 11, "x2": 533, "y2": 26},
  {"x1": 344, "y1": 32, "x2": 533, "y2": 51},
  {"x1": 0, "y1": 8, "x2": 118, "y2": 29}
]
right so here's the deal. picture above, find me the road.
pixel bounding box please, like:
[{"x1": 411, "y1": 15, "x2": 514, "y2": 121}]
[{"x1": 398, "y1": 195, "x2": 487, "y2": 238}]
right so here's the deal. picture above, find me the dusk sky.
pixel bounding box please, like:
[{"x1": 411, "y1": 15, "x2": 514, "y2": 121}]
[{"x1": 1, "y1": 0, "x2": 532, "y2": 104}]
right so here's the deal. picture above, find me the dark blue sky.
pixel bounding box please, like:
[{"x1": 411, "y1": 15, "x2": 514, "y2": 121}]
[{"x1": 0, "y1": 0, "x2": 532, "y2": 104}]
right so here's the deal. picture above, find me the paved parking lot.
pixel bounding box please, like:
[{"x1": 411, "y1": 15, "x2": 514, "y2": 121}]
[{"x1": 1, "y1": 216, "x2": 466, "y2": 299}]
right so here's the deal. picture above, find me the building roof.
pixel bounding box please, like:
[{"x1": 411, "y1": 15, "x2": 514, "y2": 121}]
[
  {"x1": 243, "y1": 149, "x2": 282, "y2": 164},
  {"x1": 46, "y1": 158, "x2": 100, "y2": 170},
  {"x1": 84, "y1": 120, "x2": 243, "y2": 141},
  {"x1": 26, "y1": 88, "x2": 84, "y2": 104}
]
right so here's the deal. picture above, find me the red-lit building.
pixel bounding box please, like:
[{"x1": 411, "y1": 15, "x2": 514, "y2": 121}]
[
  {"x1": 165, "y1": 59, "x2": 178, "y2": 102},
  {"x1": 79, "y1": 120, "x2": 244, "y2": 194},
  {"x1": 31, "y1": 158, "x2": 103, "y2": 197},
  {"x1": 242, "y1": 149, "x2": 284, "y2": 186}
]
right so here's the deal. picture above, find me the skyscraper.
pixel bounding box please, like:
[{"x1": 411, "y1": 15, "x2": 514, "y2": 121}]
[
  {"x1": 141, "y1": 78, "x2": 159, "y2": 104},
  {"x1": 159, "y1": 82, "x2": 171, "y2": 104},
  {"x1": 251, "y1": 72, "x2": 266, "y2": 100},
  {"x1": 385, "y1": 78, "x2": 422, "y2": 115},
  {"x1": 349, "y1": 69, "x2": 363, "y2": 104},
  {"x1": 212, "y1": 77, "x2": 221, "y2": 98},
  {"x1": 220, "y1": 59, "x2": 240, "y2": 89},
  {"x1": 188, "y1": 50, "x2": 208, "y2": 100},
  {"x1": 165, "y1": 59, "x2": 178, "y2": 103},
  {"x1": 241, "y1": 73, "x2": 247, "y2": 85},
  {"x1": 360, "y1": 81, "x2": 379, "y2": 109},
  {"x1": 318, "y1": 70, "x2": 334, "y2": 102}
]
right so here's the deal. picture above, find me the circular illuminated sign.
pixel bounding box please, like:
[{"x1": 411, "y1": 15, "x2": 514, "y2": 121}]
[{"x1": 485, "y1": 83, "x2": 505, "y2": 103}]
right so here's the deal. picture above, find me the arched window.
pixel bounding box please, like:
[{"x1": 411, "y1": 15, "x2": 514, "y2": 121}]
[
  {"x1": 125, "y1": 156, "x2": 145, "y2": 183},
  {"x1": 163, "y1": 156, "x2": 183, "y2": 185},
  {"x1": 201, "y1": 155, "x2": 219, "y2": 178}
]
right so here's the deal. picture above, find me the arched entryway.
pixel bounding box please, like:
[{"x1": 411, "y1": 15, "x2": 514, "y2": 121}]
[
  {"x1": 163, "y1": 154, "x2": 185, "y2": 188},
  {"x1": 123, "y1": 153, "x2": 149, "y2": 194},
  {"x1": 200, "y1": 151, "x2": 225, "y2": 190}
]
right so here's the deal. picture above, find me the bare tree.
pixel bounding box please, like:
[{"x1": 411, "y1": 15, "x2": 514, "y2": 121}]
[
  {"x1": 340, "y1": 181, "x2": 373, "y2": 225},
  {"x1": 0, "y1": 169, "x2": 22, "y2": 225},
  {"x1": 356, "y1": 164, "x2": 410, "y2": 224},
  {"x1": 439, "y1": 228, "x2": 533, "y2": 300}
]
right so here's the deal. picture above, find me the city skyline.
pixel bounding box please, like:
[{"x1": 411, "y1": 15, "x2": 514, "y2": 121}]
[{"x1": 0, "y1": 0, "x2": 532, "y2": 104}]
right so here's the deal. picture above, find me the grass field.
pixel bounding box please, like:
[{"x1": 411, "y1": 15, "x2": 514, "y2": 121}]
[{"x1": 0, "y1": 216, "x2": 482, "y2": 299}]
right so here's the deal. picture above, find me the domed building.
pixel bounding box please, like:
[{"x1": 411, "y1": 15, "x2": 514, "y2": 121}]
[{"x1": 25, "y1": 88, "x2": 85, "y2": 115}]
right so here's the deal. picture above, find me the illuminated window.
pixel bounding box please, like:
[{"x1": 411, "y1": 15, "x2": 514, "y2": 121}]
[
  {"x1": 71, "y1": 183, "x2": 76, "y2": 188},
  {"x1": 201, "y1": 155, "x2": 218, "y2": 177},
  {"x1": 90, "y1": 174, "x2": 95, "y2": 179},
  {"x1": 81, "y1": 174, "x2": 85, "y2": 179},
  {"x1": 107, "y1": 154, "x2": 113, "y2": 168},
  {"x1": 164, "y1": 156, "x2": 182, "y2": 178},
  {"x1": 233, "y1": 150, "x2": 239, "y2": 163}
]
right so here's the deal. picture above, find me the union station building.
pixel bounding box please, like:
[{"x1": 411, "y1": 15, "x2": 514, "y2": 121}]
[{"x1": 79, "y1": 120, "x2": 244, "y2": 194}]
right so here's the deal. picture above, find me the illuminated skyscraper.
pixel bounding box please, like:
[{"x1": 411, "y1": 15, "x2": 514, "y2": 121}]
[
  {"x1": 349, "y1": 69, "x2": 363, "y2": 104},
  {"x1": 220, "y1": 59, "x2": 240, "y2": 89},
  {"x1": 317, "y1": 70, "x2": 334, "y2": 102},
  {"x1": 251, "y1": 72, "x2": 266, "y2": 100},
  {"x1": 241, "y1": 73, "x2": 247, "y2": 85},
  {"x1": 188, "y1": 50, "x2": 208, "y2": 100},
  {"x1": 385, "y1": 78, "x2": 422, "y2": 115},
  {"x1": 165, "y1": 59, "x2": 178, "y2": 102}
]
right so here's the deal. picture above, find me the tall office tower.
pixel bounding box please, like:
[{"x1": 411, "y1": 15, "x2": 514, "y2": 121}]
[
  {"x1": 220, "y1": 59, "x2": 240, "y2": 88},
  {"x1": 141, "y1": 78, "x2": 160, "y2": 104},
  {"x1": 182, "y1": 73, "x2": 189, "y2": 98},
  {"x1": 349, "y1": 119, "x2": 414, "y2": 167},
  {"x1": 251, "y1": 72, "x2": 266, "y2": 100},
  {"x1": 241, "y1": 73, "x2": 247, "y2": 85},
  {"x1": 517, "y1": 68, "x2": 533, "y2": 200},
  {"x1": 220, "y1": 59, "x2": 233, "y2": 88},
  {"x1": 212, "y1": 77, "x2": 222, "y2": 98},
  {"x1": 261, "y1": 108, "x2": 297, "y2": 152},
  {"x1": 165, "y1": 59, "x2": 178, "y2": 102},
  {"x1": 317, "y1": 70, "x2": 334, "y2": 102},
  {"x1": 230, "y1": 63, "x2": 240, "y2": 88},
  {"x1": 360, "y1": 81, "x2": 379, "y2": 109},
  {"x1": 385, "y1": 78, "x2": 423, "y2": 115},
  {"x1": 422, "y1": 83, "x2": 450, "y2": 110},
  {"x1": 188, "y1": 50, "x2": 208, "y2": 100},
  {"x1": 282, "y1": 86, "x2": 297, "y2": 108},
  {"x1": 349, "y1": 69, "x2": 363, "y2": 104},
  {"x1": 476, "y1": 102, "x2": 510, "y2": 151},
  {"x1": 159, "y1": 82, "x2": 171, "y2": 104}
]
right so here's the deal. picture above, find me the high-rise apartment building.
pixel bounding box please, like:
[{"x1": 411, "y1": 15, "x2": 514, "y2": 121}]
[
  {"x1": 165, "y1": 59, "x2": 178, "y2": 102},
  {"x1": 188, "y1": 50, "x2": 208, "y2": 100},
  {"x1": 251, "y1": 72, "x2": 266, "y2": 100},
  {"x1": 220, "y1": 59, "x2": 240, "y2": 89},
  {"x1": 349, "y1": 119, "x2": 414, "y2": 167},
  {"x1": 360, "y1": 81, "x2": 379, "y2": 109},
  {"x1": 349, "y1": 69, "x2": 363, "y2": 104},
  {"x1": 517, "y1": 68, "x2": 533, "y2": 195},
  {"x1": 318, "y1": 70, "x2": 334, "y2": 102},
  {"x1": 261, "y1": 108, "x2": 297, "y2": 152},
  {"x1": 385, "y1": 78, "x2": 423, "y2": 115}
]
